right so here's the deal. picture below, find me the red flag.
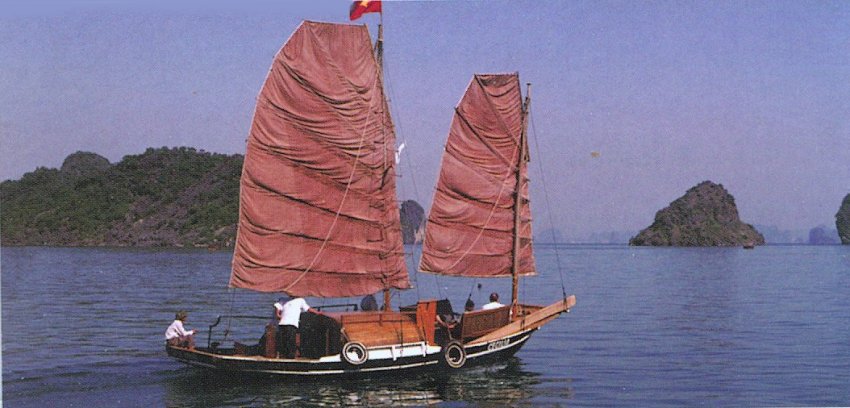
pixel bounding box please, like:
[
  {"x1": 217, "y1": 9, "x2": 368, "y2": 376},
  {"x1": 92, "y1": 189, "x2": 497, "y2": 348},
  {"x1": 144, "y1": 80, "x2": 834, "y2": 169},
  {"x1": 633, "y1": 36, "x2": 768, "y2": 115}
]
[{"x1": 350, "y1": 0, "x2": 381, "y2": 21}]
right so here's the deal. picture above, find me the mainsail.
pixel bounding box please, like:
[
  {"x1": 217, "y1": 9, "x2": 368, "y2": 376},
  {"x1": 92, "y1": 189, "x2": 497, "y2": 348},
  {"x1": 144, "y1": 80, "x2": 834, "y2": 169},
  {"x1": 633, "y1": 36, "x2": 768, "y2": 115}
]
[
  {"x1": 420, "y1": 73, "x2": 536, "y2": 278},
  {"x1": 230, "y1": 21, "x2": 409, "y2": 297}
]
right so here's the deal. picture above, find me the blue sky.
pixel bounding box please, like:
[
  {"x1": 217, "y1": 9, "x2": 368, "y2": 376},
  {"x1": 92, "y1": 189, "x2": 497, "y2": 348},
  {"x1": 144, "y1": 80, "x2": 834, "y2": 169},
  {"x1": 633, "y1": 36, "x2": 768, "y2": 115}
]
[{"x1": 1, "y1": 0, "x2": 848, "y2": 237}]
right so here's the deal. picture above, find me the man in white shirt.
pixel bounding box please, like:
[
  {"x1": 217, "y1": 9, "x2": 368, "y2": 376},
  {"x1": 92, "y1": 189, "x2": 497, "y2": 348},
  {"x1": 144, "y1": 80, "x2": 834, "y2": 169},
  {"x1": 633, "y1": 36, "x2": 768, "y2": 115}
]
[
  {"x1": 482, "y1": 292, "x2": 504, "y2": 310},
  {"x1": 274, "y1": 297, "x2": 316, "y2": 358},
  {"x1": 165, "y1": 311, "x2": 196, "y2": 349}
]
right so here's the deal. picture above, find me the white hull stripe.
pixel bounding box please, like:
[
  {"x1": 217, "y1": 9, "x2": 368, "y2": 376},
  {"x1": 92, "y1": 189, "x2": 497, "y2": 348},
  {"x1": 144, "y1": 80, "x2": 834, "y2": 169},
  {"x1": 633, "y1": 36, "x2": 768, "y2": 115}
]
[
  {"x1": 465, "y1": 327, "x2": 538, "y2": 348},
  {"x1": 466, "y1": 334, "x2": 531, "y2": 359},
  {"x1": 174, "y1": 357, "x2": 441, "y2": 375},
  {"x1": 182, "y1": 342, "x2": 440, "y2": 364}
]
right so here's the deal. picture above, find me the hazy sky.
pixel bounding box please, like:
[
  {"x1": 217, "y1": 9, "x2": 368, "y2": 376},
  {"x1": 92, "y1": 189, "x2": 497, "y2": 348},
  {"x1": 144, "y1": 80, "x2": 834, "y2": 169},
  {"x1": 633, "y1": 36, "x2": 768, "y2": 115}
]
[{"x1": 1, "y1": 0, "x2": 848, "y2": 237}]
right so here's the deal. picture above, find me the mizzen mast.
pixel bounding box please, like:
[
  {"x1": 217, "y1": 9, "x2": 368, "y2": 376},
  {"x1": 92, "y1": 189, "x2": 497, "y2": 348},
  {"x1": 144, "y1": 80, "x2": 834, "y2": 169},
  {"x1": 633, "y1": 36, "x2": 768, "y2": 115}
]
[
  {"x1": 376, "y1": 18, "x2": 392, "y2": 312},
  {"x1": 511, "y1": 83, "x2": 531, "y2": 315}
]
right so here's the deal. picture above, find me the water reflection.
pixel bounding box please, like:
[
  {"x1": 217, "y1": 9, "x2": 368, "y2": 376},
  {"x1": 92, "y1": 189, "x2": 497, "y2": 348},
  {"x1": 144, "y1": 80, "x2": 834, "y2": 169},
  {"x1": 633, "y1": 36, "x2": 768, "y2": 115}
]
[{"x1": 163, "y1": 358, "x2": 550, "y2": 407}]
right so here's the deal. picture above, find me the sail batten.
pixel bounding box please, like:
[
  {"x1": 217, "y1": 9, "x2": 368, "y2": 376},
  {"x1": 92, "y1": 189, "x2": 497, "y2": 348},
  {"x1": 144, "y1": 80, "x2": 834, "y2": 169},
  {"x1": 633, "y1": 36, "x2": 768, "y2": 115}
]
[
  {"x1": 230, "y1": 21, "x2": 408, "y2": 296},
  {"x1": 420, "y1": 73, "x2": 536, "y2": 278}
]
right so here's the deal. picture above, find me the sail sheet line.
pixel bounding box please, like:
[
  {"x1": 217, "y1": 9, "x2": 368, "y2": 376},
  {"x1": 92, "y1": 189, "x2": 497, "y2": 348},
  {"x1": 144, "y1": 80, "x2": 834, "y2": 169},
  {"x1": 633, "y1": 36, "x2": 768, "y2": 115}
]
[
  {"x1": 239, "y1": 208, "x2": 401, "y2": 249},
  {"x1": 275, "y1": 62, "x2": 383, "y2": 150},
  {"x1": 255, "y1": 22, "x2": 388, "y2": 179},
  {"x1": 281, "y1": 67, "x2": 382, "y2": 293},
  {"x1": 420, "y1": 130, "x2": 520, "y2": 275},
  {"x1": 256, "y1": 98, "x2": 385, "y2": 173},
  {"x1": 420, "y1": 215, "x2": 517, "y2": 236},
  {"x1": 434, "y1": 155, "x2": 519, "y2": 204},
  {"x1": 241, "y1": 151, "x2": 388, "y2": 222},
  {"x1": 419, "y1": 75, "x2": 521, "y2": 275}
]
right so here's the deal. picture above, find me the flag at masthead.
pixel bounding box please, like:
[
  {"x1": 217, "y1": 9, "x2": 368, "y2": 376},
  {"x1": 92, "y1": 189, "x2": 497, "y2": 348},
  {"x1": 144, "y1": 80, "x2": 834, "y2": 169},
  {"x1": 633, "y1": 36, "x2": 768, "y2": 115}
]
[{"x1": 350, "y1": 0, "x2": 382, "y2": 21}]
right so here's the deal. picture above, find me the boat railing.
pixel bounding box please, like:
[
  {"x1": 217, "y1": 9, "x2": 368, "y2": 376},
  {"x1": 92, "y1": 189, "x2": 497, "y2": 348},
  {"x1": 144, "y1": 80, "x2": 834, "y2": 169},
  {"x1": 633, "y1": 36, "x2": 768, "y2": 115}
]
[
  {"x1": 205, "y1": 306, "x2": 360, "y2": 348},
  {"x1": 206, "y1": 314, "x2": 270, "y2": 348},
  {"x1": 314, "y1": 303, "x2": 359, "y2": 312}
]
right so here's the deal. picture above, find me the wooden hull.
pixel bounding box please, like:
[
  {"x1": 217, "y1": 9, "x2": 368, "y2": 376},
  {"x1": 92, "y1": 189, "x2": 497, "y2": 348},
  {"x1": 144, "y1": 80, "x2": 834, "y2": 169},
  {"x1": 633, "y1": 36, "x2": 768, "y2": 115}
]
[
  {"x1": 166, "y1": 329, "x2": 532, "y2": 376},
  {"x1": 166, "y1": 296, "x2": 575, "y2": 377}
]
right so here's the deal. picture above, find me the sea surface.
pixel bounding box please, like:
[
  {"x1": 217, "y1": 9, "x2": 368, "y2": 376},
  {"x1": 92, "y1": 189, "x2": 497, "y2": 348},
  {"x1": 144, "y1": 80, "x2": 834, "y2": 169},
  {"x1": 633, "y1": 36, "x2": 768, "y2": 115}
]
[{"x1": 2, "y1": 245, "x2": 849, "y2": 407}]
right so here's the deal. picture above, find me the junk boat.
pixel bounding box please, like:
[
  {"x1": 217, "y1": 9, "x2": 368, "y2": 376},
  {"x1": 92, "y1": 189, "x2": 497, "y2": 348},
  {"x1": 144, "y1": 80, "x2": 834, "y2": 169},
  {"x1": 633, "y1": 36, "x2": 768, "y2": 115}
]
[{"x1": 166, "y1": 17, "x2": 575, "y2": 376}]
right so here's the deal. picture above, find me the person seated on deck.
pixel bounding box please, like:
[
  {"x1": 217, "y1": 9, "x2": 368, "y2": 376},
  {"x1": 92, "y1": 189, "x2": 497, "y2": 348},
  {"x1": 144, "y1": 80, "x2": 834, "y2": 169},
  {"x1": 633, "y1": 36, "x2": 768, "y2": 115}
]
[
  {"x1": 165, "y1": 311, "x2": 196, "y2": 349},
  {"x1": 437, "y1": 298, "x2": 474, "y2": 328},
  {"x1": 274, "y1": 297, "x2": 319, "y2": 359},
  {"x1": 465, "y1": 298, "x2": 475, "y2": 312},
  {"x1": 360, "y1": 294, "x2": 378, "y2": 311},
  {"x1": 436, "y1": 314, "x2": 455, "y2": 328},
  {"x1": 436, "y1": 303, "x2": 459, "y2": 329},
  {"x1": 482, "y1": 292, "x2": 505, "y2": 310},
  {"x1": 437, "y1": 298, "x2": 476, "y2": 341}
]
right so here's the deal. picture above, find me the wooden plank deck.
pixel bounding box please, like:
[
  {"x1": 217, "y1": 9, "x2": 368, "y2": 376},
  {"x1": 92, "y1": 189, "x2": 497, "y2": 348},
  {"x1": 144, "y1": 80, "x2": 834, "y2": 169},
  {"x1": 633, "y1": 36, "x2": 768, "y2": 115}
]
[{"x1": 338, "y1": 312, "x2": 425, "y2": 347}]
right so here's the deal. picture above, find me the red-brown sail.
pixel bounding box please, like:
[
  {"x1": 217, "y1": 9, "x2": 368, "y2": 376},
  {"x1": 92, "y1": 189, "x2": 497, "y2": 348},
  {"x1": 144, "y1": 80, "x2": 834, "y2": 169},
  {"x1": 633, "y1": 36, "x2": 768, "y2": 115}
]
[
  {"x1": 420, "y1": 73, "x2": 536, "y2": 278},
  {"x1": 229, "y1": 21, "x2": 409, "y2": 297}
]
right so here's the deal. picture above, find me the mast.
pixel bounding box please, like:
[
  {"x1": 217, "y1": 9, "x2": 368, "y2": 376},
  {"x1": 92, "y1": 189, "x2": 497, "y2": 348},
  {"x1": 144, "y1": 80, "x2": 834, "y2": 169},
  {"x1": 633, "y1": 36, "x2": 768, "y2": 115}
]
[
  {"x1": 375, "y1": 21, "x2": 384, "y2": 72},
  {"x1": 376, "y1": 19, "x2": 392, "y2": 312},
  {"x1": 511, "y1": 83, "x2": 531, "y2": 315}
]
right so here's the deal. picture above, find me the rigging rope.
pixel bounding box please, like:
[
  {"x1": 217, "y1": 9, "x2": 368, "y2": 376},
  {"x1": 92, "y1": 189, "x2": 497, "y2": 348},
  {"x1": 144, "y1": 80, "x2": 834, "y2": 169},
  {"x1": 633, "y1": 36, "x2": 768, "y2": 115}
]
[
  {"x1": 282, "y1": 56, "x2": 382, "y2": 293},
  {"x1": 223, "y1": 287, "x2": 236, "y2": 341},
  {"x1": 529, "y1": 111, "x2": 568, "y2": 298},
  {"x1": 383, "y1": 45, "x2": 427, "y2": 301}
]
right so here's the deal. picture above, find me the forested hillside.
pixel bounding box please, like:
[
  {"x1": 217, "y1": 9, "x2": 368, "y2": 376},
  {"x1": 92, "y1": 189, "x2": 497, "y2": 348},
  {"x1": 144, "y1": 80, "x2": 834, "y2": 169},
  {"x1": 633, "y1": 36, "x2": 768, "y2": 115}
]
[
  {"x1": 1, "y1": 148, "x2": 241, "y2": 247},
  {"x1": 1, "y1": 147, "x2": 424, "y2": 248}
]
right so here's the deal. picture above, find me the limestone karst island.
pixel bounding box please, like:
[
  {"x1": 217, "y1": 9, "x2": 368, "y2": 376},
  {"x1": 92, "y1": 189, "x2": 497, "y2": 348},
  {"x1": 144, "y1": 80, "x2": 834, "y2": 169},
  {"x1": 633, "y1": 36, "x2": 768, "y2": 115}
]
[
  {"x1": 837, "y1": 194, "x2": 850, "y2": 245},
  {"x1": 2, "y1": 151, "x2": 847, "y2": 248},
  {"x1": 630, "y1": 181, "x2": 765, "y2": 247}
]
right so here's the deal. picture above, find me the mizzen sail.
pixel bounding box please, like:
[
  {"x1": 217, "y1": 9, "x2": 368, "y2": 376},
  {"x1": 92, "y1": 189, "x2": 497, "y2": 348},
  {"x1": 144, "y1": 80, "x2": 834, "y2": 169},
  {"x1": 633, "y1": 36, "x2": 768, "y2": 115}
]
[
  {"x1": 420, "y1": 73, "x2": 536, "y2": 278},
  {"x1": 230, "y1": 21, "x2": 409, "y2": 297}
]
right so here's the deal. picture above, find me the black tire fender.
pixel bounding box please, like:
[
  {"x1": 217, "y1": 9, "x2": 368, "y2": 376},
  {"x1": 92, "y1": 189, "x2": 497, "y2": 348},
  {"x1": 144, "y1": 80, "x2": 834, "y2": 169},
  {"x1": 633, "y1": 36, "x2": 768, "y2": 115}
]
[
  {"x1": 341, "y1": 341, "x2": 368, "y2": 366},
  {"x1": 441, "y1": 340, "x2": 466, "y2": 369}
]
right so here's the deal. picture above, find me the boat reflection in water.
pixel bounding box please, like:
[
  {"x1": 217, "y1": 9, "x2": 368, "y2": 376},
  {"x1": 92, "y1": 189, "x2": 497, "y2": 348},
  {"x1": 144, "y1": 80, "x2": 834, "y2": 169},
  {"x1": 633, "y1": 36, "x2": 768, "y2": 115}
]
[{"x1": 163, "y1": 358, "x2": 562, "y2": 407}]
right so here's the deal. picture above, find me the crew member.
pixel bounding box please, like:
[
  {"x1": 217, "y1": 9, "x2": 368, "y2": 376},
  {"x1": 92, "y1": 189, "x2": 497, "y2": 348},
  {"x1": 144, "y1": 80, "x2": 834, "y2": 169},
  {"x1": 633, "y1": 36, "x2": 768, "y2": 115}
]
[
  {"x1": 165, "y1": 311, "x2": 196, "y2": 349},
  {"x1": 482, "y1": 292, "x2": 504, "y2": 310},
  {"x1": 274, "y1": 297, "x2": 317, "y2": 358},
  {"x1": 360, "y1": 294, "x2": 378, "y2": 311}
]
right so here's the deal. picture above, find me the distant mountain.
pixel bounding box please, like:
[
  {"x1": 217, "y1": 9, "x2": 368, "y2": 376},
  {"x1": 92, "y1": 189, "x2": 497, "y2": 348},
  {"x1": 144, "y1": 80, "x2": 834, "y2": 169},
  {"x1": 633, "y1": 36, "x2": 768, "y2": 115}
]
[
  {"x1": 808, "y1": 225, "x2": 840, "y2": 245},
  {"x1": 754, "y1": 225, "x2": 808, "y2": 244},
  {"x1": 583, "y1": 230, "x2": 636, "y2": 244},
  {"x1": 534, "y1": 228, "x2": 566, "y2": 244},
  {"x1": 630, "y1": 181, "x2": 765, "y2": 247},
  {"x1": 1, "y1": 148, "x2": 423, "y2": 248}
]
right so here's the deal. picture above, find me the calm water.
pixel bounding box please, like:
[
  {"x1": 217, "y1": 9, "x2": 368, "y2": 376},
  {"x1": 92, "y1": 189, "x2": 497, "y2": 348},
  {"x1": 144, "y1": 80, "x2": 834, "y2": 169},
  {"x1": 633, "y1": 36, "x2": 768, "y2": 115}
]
[{"x1": 2, "y1": 245, "x2": 849, "y2": 407}]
